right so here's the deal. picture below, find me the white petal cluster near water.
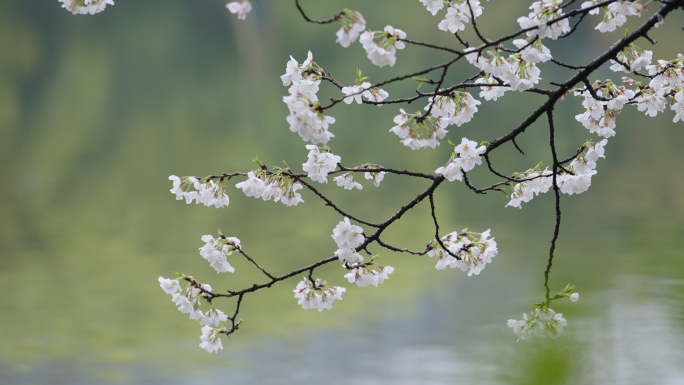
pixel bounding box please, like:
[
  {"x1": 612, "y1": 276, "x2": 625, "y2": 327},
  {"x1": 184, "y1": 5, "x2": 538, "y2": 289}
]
[
  {"x1": 226, "y1": 1, "x2": 252, "y2": 20},
  {"x1": 428, "y1": 229, "x2": 498, "y2": 276},
  {"x1": 59, "y1": 0, "x2": 114, "y2": 15}
]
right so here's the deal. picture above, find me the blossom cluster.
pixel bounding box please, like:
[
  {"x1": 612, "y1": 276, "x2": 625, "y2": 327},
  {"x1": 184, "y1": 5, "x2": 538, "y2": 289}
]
[
  {"x1": 558, "y1": 140, "x2": 607, "y2": 195},
  {"x1": 507, "y1": 307, "x2": 568, "y2": 341},
  {"x1": 344, "y1": 260, "x2": 395, "y2": 287},
  {"x1": 424, "y1": 91, "x2": 481, "y2": 127},
  {"x1": 334, "y1": 172, "x2": 363, "y2": 190},
  {"x1": 507, "y1": 140, "x2": 607, "y2": 208},
  {"x1": 420, "y1": 0, "x2": 484, "y2": 32},
  {"x1": 293, "y1": 277, "x2": 346, "y2": 311},
  {"x1": 302, "y1": 145, "x2": 341, "y2": 183},
  {"x1": 435, "y1": 138, "x2": 486, "y2": 181},
  {"x1": 59, "y1": 0, "x2": 114, "y2": 15},
  {"x1": 508, "y1": 285, "x2": 579, "y2": 340},
  {"x1": 574, "y1": 80, "x2": 636, "y2": 138},
  {"x1": 199, "y1": 233, "x2": 240, "y2": 273},
  {"x1": 576, "y1": 49, "x2": 684, "y2": 135},
  {"x1": 303, "y1": 150, "x2": 386, "y2": 188},
  {"x1": 335, "y1": 9, "x2": 366, "y2": 48},
  {"x1": 282, "y1": 52, "x2": 336, "y2": 144},
  {"x1": 506, "y1": 168, "x2": 553, "y2": 209},
  {"x1": 235, "y1": 170, "x2": 304, "y2": 206},
  {"x1": 466, "y1": 43, "x2": 546, "y2": 93},
  {"x1": 517, "y1": 0, "x2": 571, "y2": 40},
  {"x1": 341, "y1": 82, "x2": 389, "y2": 105},
  {"x1": 199, "y1": 326, "x2": 224, "y2": 353},
  {"x1": 581, "y1": 0, "x2": 645, "y2": 33},
  {"x1": 609, "y1": 43, "x2": 653, "y2": 73},
  {"x1": 159, "y1": 276, "x2": 229, "y2": 352},
  {"x1": 390, "y1": 109, "x2": 449, "y2": 150},
  {"x1": 645, "y1": 55, "x2": 684, "y2": 122},
  {"x1": 360, "y1": 26, "x2": 406, "y2": 67},
  {"x1": 332, "y1": 217, "x2": 365, "y2": 263},
  {"x1": 169, "y1": 175, "x2": 230, "y2": 208},
  {"x1": 362, "y1": 164, "x2": 386, "y2": 187},
  {"x1": 226, "y1": 0, "x2": 252, "y2": 20},
  {"x1": 427, "y1": 229, "x2": 498, "y2": 276}
]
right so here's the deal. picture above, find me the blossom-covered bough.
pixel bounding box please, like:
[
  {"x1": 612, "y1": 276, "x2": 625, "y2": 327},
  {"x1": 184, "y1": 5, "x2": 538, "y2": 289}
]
[{"x1": 61, "y1": 0, "x2": 684, "y2": 351}]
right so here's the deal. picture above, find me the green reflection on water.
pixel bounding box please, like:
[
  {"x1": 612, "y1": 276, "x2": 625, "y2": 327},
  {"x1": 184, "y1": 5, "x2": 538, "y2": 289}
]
[{"x1": 1, "y1": 1, "x2": 684, "y2": 384}]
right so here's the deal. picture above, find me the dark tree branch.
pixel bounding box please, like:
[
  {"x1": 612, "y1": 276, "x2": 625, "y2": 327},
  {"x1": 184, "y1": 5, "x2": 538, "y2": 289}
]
[{"x1": 294, "y1": 0, "x2": 340, "y2": 24}]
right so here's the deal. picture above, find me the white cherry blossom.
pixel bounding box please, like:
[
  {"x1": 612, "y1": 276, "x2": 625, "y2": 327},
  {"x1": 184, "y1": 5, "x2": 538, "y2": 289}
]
[
  {"x1": 332, "y1": 217, "x2": 364, "y2": 250},
  {"x1": 428, "y1": 229, "x2": 498, "y2": 276},
  {"x1": 501, "y1": 57, "x2": 541, "y2": 91},
  {"x1": 335, "y1": 247, "x2": 364, "y2": 264},
  {"x1": 558, "y1": 170, "x2": 596, "y2": 195},
  {"x1": 506, "y1": 169, "x2": 553, "y2": 209},
  {"x1": 517, "y1": 0, "x2": 571, "y2": 40},
  {"x1": 450, "y1": 92, "x2": 481, "y2": 126},
  {"x1": 635, "y1": 87, "x2": 667, "y2": 117},
  {"x1": 158, "y1": 277, "x2": 181, "y2": 295},
  {"x1": 574, "y1": 84, "x2": 634, "y2": 138},
  {"x1": 333, "y1": 172, "x2": 363, "y2": 190},
  {"x1": 362, "y1": 87, "x2": 389, "y2": 104},
  {"x1": 585, "y1": 139, "x2": 608, "y2": 162},
  {"x1": 425, "y1": 95, "x2": 456, "y2": 119},
  {"x1": 336, "y1": 10, "x2": 366, "y2": 48},
  {"x1": 513, "y1": 38, "x2": 552, "y2": 64},
  {"x1": 173, "y1": 177, "x2": 230, "y2": 208},
  {"x1": 293, "y1": 277, "x2": 345, "y2": 311},
  {"x1": 508, "y1": 307, "x2": 568, "y2": 341},
  {"x1": 647, "y1": 55, "x2": 684, "y2": 90},
  {"x1": 302, "y1": 145, "x2": 341, "y2": 183},
  {"x1": 199, "y1": 234, "x2": 239, "y2": 273},
  {"x1": 344, "y1": 263, "x2": 394, "y2": 287},
  {"x1": 168, "y1": 175, "x2": 184, "y2": 200},
  {"x1": 360, "y1": 26, "x2": 406, "y2": 67},
  {"x1": 235, "y1": 172, "x2": 267, "y2": 198},
  {"x1": 201, "y1": 308, "x2": 229, "y2": 327},
  {"x1": 437, "y1": 1, "x2": 483, "y2": 33},
  {"x1": 390, "y1": 109, "x2": 448, "y2": 150},
  {"x1": 591, "y1": 1, "x2": 644, "y2": 33},
  {"x1": 342, "y1": 82, "x2": 371, "y2": 104},
  {"x1": 226, "y1": 0, "x2": 252, "y2": 20},
  {"x1": 59, "y1": 0, "x2": 114, "y2": 15},
  {"x1": 363, "y1": 166, "x2": 386, "y2": 187},
  {"x1": 436, "y1": 138, "x2": 486, "y2": 181},
  {"x1": 420, "y1": 0, "x2": 445, "y2": 16},
  {"x1": 199, "y1": 326, "x2": 223, "y2": 353},
  {"x1": 476, "y1": 75, "x2": 508, "y2": 101},
  {"x1": 609, "y1": 44, "x2": 652, "y2": 72}
]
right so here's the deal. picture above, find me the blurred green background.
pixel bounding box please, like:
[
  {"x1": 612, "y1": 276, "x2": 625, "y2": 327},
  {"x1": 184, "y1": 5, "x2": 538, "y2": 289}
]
[{"x1": 1, "y1": 1, "x2": 684, "y2": 384}]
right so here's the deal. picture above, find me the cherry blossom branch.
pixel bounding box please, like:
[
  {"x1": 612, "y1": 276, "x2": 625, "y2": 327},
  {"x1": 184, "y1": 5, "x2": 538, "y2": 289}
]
[
  {"x1": 295, "y1": 177, "x2": 382, "y2": 228},
  {"x1": 236, "y1": 248, "x2": 275, "y2": 280},
  {"x1": 155, "y1": 0, "x2": 684, "y2": 348},
  {"x1": 487, "y1": 0, "x2": 683, "y2": 154}
]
